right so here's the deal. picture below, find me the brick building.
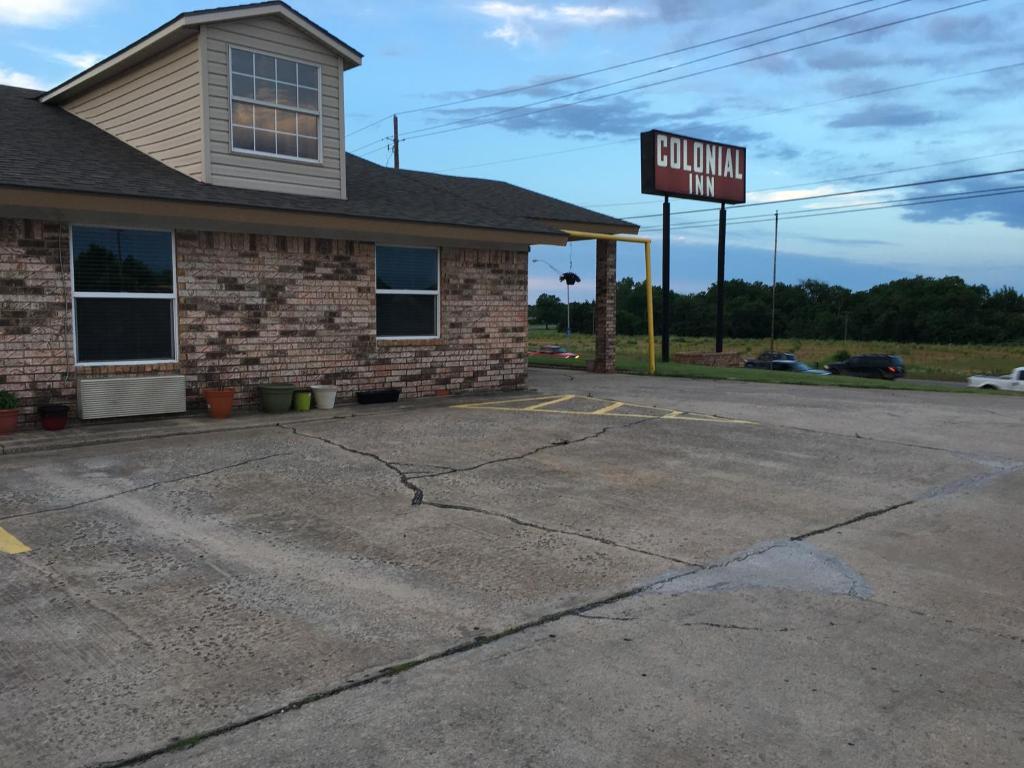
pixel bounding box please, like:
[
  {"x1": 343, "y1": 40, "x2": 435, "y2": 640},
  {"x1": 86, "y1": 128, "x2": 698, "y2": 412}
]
[{"x1": 0, "y1": 2, "x2": 635, "y2": 426}]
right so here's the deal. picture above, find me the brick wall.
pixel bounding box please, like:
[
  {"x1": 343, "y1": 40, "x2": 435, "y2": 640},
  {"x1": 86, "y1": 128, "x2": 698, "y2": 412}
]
[{"x1": 0, "y1": 218, "x2": 528, "y2": 425}]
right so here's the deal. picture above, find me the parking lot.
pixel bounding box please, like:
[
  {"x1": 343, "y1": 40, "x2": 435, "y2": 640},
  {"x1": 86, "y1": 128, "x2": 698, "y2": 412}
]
[{"x1": 2, "y1": 367, "x2": 1022, "y2": 768}]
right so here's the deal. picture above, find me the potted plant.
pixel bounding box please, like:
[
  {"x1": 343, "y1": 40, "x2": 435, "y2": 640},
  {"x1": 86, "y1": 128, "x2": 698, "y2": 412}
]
[
  {"x1": 38, "y1": 403, "x2": 70, "y2": 431},
  {"x1": 310, "y1": 384, "x2": 338, "y2": 409},
  {"x1": 0, "y1": 390, "x2": 17, "y2": 435},
  {"x1": 293, "y1": 387, "x2": 312, "y2": 412},
  {"x1": 201, "y1": 380, "x2": 235, "y2": 419},
  {"x1": 258, "y1": 383, "x2": 296, "y2": 414}
]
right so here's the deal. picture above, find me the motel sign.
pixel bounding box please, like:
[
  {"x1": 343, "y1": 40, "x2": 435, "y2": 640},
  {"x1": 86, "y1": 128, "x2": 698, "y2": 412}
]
[{"x1": 640, "y1": 130, "x2": 746, "y2": 205}]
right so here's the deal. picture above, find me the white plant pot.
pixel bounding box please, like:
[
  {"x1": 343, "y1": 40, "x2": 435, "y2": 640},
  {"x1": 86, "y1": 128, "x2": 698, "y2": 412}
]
[{"x1": 310, "y1": 385, "x2": 338, "y2": 410}]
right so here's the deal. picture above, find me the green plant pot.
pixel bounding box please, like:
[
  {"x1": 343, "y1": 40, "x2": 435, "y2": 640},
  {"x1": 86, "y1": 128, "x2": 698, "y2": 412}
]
[
  {"x1": 293, "y1": 390, "x2": 312, "y2": 412},
  {"x1": 258, "y1": 383, "x2": 296, "y2": 414}
]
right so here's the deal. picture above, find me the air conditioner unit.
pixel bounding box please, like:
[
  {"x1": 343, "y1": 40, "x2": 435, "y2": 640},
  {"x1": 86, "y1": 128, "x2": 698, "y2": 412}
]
[{"x1": 78, "y1": 375, "x2": 187, "y2": 420}]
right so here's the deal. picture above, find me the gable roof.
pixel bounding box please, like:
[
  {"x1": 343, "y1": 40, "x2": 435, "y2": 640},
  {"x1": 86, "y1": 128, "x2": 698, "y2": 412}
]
[
  {"x1": 0, "y1": 85, "x2": 636, "y2": 241},
  {"x1": 41, "y1": 1, "x2": 363, "y2": 105}
]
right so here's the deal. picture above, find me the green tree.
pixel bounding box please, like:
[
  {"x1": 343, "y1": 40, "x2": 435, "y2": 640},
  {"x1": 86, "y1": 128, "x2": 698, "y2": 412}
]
[{"x1": 532, "y1": 293, "x2": 564, "y2": 329}]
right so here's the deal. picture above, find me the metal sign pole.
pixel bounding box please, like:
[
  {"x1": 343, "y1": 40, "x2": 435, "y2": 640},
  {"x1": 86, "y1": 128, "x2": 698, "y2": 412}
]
[
  {"x1": 661, "y1": 195, "x2": 670, "y2": 362},
  {"x1": 715, "y1": 202, "x2": 727, "y2": 353}
]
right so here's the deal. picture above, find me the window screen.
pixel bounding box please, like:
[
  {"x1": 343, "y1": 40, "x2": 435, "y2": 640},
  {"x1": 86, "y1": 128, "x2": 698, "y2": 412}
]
[
  {"x1": 375, "y1": 246, "x2": 439, "y2": 338},
  {"x1": 230, "y1": 47, "x2": 320, "y2": 160},
  {"x1": 72, "y1": 226, "x2": 177, "y2": 364}
]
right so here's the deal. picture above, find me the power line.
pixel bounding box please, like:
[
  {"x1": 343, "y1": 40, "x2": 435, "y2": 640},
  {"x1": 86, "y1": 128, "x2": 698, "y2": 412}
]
[
  {"x1": 637, "y1": 186, "x2": 1024, "y2": 231},
  {"x1": 348, "y1": 0, "x2": 891, "y2": 139},
  {"x1": 425, "y1": 62, "x2": 1021, "y2": 178},
  {"x1": 400, "y1": 0, "x2": 985, "y2": 143},
  {"x1": 399, "y1": 0, "x2": 919, "y2": 142},
  {"x1": 589, "y1": 147, "x2": 1024, "y2": 209},
  {"x1": 439, "y1": 138, "x2": 634, "y2": 173},
  {"x1": 627, "y1": 167, "x2": 1024, "y2": 220}
]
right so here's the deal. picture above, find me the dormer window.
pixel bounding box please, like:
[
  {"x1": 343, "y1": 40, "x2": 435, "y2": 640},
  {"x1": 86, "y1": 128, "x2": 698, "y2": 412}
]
[{"x1": 230, "y1": 47, "x2": 321, "y2": 162}]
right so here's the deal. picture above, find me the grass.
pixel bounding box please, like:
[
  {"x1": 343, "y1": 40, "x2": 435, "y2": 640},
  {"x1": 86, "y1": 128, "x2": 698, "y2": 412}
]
[{"x1": 528, "y1": 329, "x2": 1024, "y2": 392}]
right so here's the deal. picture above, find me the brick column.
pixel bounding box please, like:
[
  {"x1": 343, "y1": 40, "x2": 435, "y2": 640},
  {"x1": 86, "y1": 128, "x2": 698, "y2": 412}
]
[{"x1": 592, "y1": 239, "x2": 616, "y2": 373}]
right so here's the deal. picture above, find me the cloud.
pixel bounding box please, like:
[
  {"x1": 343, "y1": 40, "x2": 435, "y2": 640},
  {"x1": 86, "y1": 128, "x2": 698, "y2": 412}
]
[
  {"x1": 927, "y1": 14, "x2": 1000, "y2": 44},
  {"x1": 900, "y1": 181, "x2": 1024, "y2": 230},
  {"x1": 473, "y1": 2, "x2": 648, "y2": 46},
  {"x1": 53, "y1": 51, "x2": 102, "y2": 69},
  {"x1": 432, "y1": 93, "x2": 775, "y2": 149},
  {"x1": 805, "y1": 48, "x2": 886, "y2": 71},
  {"x1": 0, "y1": 0, "x2": 90, "y2": 27},
  {"x1": 827, "y1": 103, "x2": 945, "y2": 129},
  {"x1": 23, "y1": 44, "x2": 103, "y2": 70},
  {"x1": 0, "y1": 68, "x2": 45, "y2": 89}
]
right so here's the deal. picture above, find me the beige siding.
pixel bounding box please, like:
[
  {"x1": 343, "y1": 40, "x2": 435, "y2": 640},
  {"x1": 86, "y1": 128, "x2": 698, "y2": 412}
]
[
  {"x1": 65, "y1": 37, "x2": 204, "y2": 180},
  {"x1": 204, "y1": 15, "x2": 345, "y2": 199}
]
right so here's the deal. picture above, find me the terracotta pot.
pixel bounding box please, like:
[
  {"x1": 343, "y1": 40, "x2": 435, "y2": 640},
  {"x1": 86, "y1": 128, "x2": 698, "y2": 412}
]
[
  {"x1": 202, "y1": 388, "x2": 235, "y2": 419},
  {"x1": 0, "y1": 408, "x2": 16, "y2": 435},
  {"x1": 38, "y1": 404, "x2": 70, "y2": 431}
]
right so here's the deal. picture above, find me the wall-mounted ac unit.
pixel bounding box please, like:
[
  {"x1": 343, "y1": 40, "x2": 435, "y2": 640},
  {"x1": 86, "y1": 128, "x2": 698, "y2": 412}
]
[{"x1": 78, "y1": 375, "x2": 187, "y2": 420}]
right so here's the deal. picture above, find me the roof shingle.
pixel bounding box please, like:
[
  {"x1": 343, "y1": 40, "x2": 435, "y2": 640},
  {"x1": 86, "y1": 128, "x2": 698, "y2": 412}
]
[{"x1": 0, "y1": 85, "x2": 635, "y2": 239}]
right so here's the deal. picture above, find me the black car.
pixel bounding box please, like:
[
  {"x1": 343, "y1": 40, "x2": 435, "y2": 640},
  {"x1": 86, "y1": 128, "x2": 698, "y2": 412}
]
[{"x1": 825, "y1": 354, "x2": 906, "y2": 380}]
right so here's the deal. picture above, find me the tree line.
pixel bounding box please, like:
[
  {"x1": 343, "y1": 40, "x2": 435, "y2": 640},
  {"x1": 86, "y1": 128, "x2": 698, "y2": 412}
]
[{"x1": 531, "y1": 276, "x2": 1024, "y2": 343}]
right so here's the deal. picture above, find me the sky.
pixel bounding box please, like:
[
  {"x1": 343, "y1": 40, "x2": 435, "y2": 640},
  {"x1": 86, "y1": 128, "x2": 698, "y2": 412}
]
[{"x1": 1, "y1": 0, "x2": 1022, "y2": 302}]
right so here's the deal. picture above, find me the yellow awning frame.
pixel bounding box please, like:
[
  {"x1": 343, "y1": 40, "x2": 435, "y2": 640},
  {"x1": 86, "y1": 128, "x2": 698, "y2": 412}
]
[{"x1": 561, "y1": 230, "x2": 656, "y2": 375}]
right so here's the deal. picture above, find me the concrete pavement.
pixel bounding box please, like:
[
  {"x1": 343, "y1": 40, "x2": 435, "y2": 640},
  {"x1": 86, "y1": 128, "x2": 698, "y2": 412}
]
[{"x1": 1, "y1": 369, "x2": 1021, "y2": 767}]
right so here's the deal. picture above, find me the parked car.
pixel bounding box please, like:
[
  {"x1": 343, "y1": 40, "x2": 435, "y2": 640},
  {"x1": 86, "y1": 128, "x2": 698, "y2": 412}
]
[
  {"x1": 745, "y1": 351, "x2": 797, "y2": 366},
  {"x1": 530, "y1": 344, "x2": 580, "y2": 359},
  {"x1": 825, "y1": 354, "x2": 905, "y2": 380},
  {"x1": 967, "y1": 366, "x2": 1024, "y2": 392},
  {"x1": 746, "y1": 359, "x2": 830, "y2": 375}
]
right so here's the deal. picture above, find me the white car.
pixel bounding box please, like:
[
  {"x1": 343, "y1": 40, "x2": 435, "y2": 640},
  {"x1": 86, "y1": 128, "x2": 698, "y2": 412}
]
[{"x1": 967, "y1": 367, "x2": 1024, "y2": 392}]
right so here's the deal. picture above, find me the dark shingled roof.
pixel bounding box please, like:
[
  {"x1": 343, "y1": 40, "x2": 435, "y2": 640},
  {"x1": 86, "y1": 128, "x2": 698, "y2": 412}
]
[{"x1": 0, "y1": 85, "x2": 635, "y2": 238}]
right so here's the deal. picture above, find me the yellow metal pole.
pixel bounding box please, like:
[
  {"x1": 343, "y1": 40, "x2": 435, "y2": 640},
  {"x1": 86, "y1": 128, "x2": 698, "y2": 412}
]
[{"x1": 645, "y1": 241, "x2": 655, "y2": 374}]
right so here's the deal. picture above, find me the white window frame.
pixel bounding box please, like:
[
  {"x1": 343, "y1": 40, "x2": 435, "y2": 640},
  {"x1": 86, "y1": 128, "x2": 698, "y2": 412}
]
[
  {"x1": 69, "y1": 225, "x2": 180, "y2": 367},
  {"x1": 228, "y1": 45, "x2": 323, "y2": 165},
  {"x1": 375, "y1": 245, "x2": 441, "y2": 340}
]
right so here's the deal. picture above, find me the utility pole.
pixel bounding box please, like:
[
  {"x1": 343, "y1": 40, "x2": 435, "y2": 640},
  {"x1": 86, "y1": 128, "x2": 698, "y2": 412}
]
[
  {"x1": 392, "y1": 114, "x2": 400, "y2": 170},
  {"x1": 770, "y1": 210, "x2": 778, "y2": 353},
  {"x1": 661, "y1": 195, "x2": 670, "y2": 362}
]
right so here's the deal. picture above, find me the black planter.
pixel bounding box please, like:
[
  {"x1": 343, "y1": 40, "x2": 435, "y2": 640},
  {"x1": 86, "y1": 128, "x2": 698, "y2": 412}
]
[
  {"x1": 39, "y1": 403, "x2": 70, "y2": 431},
  {"x1": 356, "y1": 388, "x2": 401, "y2": 405}
]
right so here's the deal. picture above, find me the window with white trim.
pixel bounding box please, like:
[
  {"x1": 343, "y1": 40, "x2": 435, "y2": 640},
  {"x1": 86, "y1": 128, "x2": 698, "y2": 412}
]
[
  {"x1": 71, "y1": 226, "x2": 177, "y2": 365},
  {"x1": 375, "y1": 245, "x2": 440, "y2": 338},
  {"x1": 229, "y1": 47, "x2": 320, "y2": 161}
]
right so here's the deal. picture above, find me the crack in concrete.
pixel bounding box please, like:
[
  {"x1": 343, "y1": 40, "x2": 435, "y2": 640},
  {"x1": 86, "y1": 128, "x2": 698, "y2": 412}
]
[
  {"x1": 779, "y1": 422, "x2": 1020, "y2": 468},
  {"x1": 85, "y1": 568, "x2": 687, "y2": 768},
  {"x1": 794, "y1": 463, "x2": 1023, "y2": 542},
  {"x1": 0, "y1": 452, "x2": 292, "y2": 523},
  {"x1": 423, "y1": 499, "x2": 703, "y2": 568},
  {"x1": 406, "y1": 417, "x2": 650, "y2": 480},
  {"x1": 680, "y1": 622, "x2": 791, "y2": 632},
  {"x1": 286, "y1": 419, "x2": 699, "y2": 567},
  {"x1": 287, "y1": 426, "x2": 426, "y2": 504}
]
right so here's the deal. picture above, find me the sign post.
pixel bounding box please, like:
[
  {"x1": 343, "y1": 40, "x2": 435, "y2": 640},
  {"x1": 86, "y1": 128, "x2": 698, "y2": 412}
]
[{"x1": 641, "y1": 130, "x2": 746, "y2": 359}]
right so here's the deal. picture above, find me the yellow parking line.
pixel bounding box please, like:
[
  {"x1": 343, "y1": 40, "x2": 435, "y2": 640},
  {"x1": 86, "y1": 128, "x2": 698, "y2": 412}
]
[
  {"x1": 451, "y1": 394, "x2": 756, "y2": 425},
  {"x1": 524, "y1": 394, "x2": 576, "y2": 411},
  {"x1": 0, "y1": 527, "x2": 30, "y2": 555},
  {"x1": 452, "y1": 395, "x2": 564, "y2": 409}
]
